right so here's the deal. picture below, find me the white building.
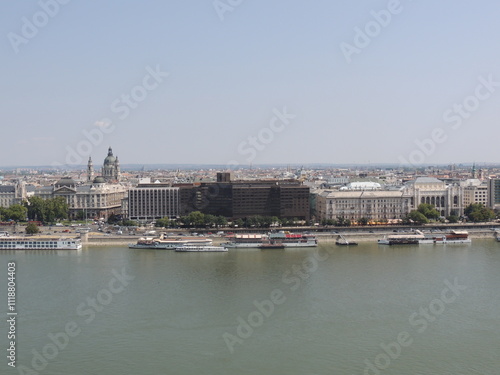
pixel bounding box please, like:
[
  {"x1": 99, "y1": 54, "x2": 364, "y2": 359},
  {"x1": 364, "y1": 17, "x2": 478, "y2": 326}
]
[
  {"x1": 315, "y1": 177, "x2": 464, "y2": 222},
  {"x1": 128, "y1": 183, "x2": 180, "y2": 220},
  {"x1": 403, "y1": 177, "x2": 463, "y2": 217},
  {"x1": 462, "y1": 179, "x2": 488, "y2": 207},
  {"x1": 316, "y1": 189, "x2": 411, "y2": 222},
  {"x1": 0, "y1": 181, "x2": 27, "y2": 208},
  {"x1": 35, "y1": 177, "x2": 127, "y2": 220}
]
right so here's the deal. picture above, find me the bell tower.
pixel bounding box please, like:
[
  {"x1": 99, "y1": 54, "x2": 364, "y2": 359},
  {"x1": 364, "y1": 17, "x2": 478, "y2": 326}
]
[{"x1": 87, "y1": 157, "x2": 94, "y2": 182}]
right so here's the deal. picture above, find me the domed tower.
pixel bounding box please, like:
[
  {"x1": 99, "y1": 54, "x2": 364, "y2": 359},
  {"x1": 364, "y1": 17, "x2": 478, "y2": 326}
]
[
  {"x1": 102, "y1": 147, "x2": 118, "y2": 182},
  {"x1": 87, "y1": 157, "x2": 94, "y2": 182}
]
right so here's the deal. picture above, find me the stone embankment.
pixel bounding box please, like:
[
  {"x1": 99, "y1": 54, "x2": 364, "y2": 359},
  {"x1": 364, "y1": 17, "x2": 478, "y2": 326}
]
[
  {"x1": 317, "y1": 230, "x2": 497, "y2": 243},
  {"x1": 82, "y1": 229, "x2": 498, "y2": 246}
]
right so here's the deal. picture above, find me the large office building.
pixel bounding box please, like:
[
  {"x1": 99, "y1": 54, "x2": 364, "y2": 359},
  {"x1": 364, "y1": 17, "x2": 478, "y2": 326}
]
[
  {"x1": 127, "y1": 183, "x2": 180, "y2": 220},
  {"x1": 488, "y1": 178, "x2": 500, "y2": 210},
  {"x1": 177, "y1": 173, "x2": 310, "y2": 220}
]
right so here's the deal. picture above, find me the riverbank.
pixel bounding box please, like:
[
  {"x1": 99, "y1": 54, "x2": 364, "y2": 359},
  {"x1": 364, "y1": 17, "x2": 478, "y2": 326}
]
[
  {"x1": 317, "y1": 230, "x2": 497, "y2": 243},
  {"x1": 83, "y1": 229, "x2": 499, "y2": 246}
]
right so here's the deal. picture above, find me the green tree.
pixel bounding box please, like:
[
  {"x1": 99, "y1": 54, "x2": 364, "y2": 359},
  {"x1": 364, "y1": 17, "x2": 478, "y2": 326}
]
[
  {"x1": 446, "y1": 215, "x2": 459, "y2": 223},
  {"x1": 107, "y1": 213, "x2": 121, "y2": 224},
  {"x1": 215, "y1": 216, "x2": 227, "y2": 228},
  {"x1": 233, "y1": 218, "x2": 244, "y2": 228},
  {"x1": 417, "y1": 204, "x2": 440, "y2": 220},
  {"x1": 24, "y1": 196, "x2": 46, "y2": 222},
  {"x1": 122, "y1": 220, "x2": 137, "y2": 227},
  {"x1": 186, "y1": 211, "x2": 205, "y2": 227},
  {"x1": 407, "y1": 210, "x2": 429, "y2": 224},
  {"x1": 336, "y1": 217, "x2": 350, "y2": 227},
  {"x1": 204, "y1": 214, "x2": 217, "y2": 228},
  {"x1": 261, "y1": 216, "x2": 274, "y2": 228},
  {"x1": 25, "y1": 222, "x2": 40, "y2": 235},
  {"x1": 180, "y1": 216, "x2": 189, "y2": 227},
  {"x1": 464, "y1": 203, "x2": 495, "y2": 222},
  {"x1": 24, "y1": 196, "x2": 68, "y2": 223},
  {"x1": 155, "y1": 217, "x2": 171, "y2": 228},
  {"x1": 4, "y1": 204, "x2": 27, "y2": 222},
  {"x1": 358, "y1": 217, "x2": 369, "y2": 226},
  {"x1": 0, "y1": 206, "x2": 6, "y2": 221},
  {"x1": 51, "y1": 197, "x2": 69, "y2": 221},
  {"x1": 76, "y1": 210, "x2": 86, "y2": 220}
]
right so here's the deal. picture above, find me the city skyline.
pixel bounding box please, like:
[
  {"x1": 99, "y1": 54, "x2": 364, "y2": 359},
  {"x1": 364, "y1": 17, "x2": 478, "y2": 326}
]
[{"x1": 3, "y1": 1, "x2": 500, "y2": 167}]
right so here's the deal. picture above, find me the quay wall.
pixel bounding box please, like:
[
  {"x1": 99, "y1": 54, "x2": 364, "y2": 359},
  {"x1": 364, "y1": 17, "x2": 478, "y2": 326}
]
[
  {"x1": 83, "y1": 230, "x2": 498, "y2": 246},
  {"x1": 317, "y1": 231, "x2": 496, "y2": 243}
]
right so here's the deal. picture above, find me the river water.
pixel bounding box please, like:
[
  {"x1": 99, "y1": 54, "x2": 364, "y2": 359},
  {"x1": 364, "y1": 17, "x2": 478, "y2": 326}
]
[{"x1": 1, "y1": 240, "x2": 499, "y2": 375}]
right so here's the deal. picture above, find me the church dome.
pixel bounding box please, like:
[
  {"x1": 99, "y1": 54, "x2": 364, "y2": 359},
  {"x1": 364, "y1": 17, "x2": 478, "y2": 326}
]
[
  {"x1": 55, "y1": 177, "x2": 76, "y2": 187},
  {"x1": 103, "y1": 147, "x2": 116, "y2": 165},
  {"x1": 104, "y1": 156, "x2": 116, "y2": 165},
  {"x1": 93, "y1": 176, "x2": 106, "y2": 184}
]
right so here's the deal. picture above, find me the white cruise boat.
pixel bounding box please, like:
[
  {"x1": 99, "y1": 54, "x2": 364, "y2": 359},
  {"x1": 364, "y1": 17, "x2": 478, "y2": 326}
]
[
  {"x1": 154, "y1": 236, "x2": 212, "y2": 249},
  {"x1": 268, "y1": 232, "x2": 318, "y2": 247},
  {"x1": 223, "y1": 234, "x2": 266, "y2": 248},
  {"x1": 129, "y1": 236, "x2": 213, "y2": 249},
  {"x1": 0, "y1": 237, "x2": 82, "y2": 250},
  {"x1": 223, "y1": 232, "x2": 318, "y2": 248},
  {"x1": 433, "y1": 230, "x2": 471, "y2": 244},
  {"x1": 378, "y1": 230, "x2": 471, "y2": 245},
  {"x1": 175, "y1": 245, "x2": 228, "y2": 252}
]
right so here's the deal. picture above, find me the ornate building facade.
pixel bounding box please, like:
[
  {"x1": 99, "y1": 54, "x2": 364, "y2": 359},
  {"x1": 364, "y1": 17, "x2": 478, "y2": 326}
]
[
  {"x1": 315, "y1": 177, "x2": 465, "y2": 223},
  {"x1": 403, "y1": 177, "x2": 463, "y2": 217},
  {"x1": 0, "y1": 181, "x2": 27, "y2": 208},
  {"x1": 35, "y1": 177, "x2": 126, "y2": 220}
]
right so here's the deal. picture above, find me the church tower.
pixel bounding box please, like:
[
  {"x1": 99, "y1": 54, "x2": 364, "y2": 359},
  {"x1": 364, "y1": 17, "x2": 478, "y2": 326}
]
[
  {"x1": 114, "y1": 155, "x2": 121, "y2": 182},
  {"x1": 87, "y1": 157, "x2": 94, "y2": 182},
  {"x1": 102, "y1": 147, "x2": 120, "y2": 182}
]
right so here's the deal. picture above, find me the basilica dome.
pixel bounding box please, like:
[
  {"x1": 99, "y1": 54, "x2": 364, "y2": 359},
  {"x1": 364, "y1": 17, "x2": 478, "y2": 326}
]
[{"x1": 104, "y1": 147, "x2": 116, "y2": 165}]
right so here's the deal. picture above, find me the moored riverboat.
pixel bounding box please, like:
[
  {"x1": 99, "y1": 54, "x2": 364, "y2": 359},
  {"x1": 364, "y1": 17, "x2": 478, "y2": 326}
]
[
  {"x1": 175, "y1": 245, "x2": 227, "y2": 252},
  {"x1": 378, "y1": 230, "x2": 471, "y2": 245},
  {"x1": 0, "y1": 237, "x2": 82, "y2": 250}
]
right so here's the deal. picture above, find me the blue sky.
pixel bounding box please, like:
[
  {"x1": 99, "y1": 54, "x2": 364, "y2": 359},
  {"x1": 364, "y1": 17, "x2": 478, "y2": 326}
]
[{"x1": 2, "y1": 0, "x2": 500, "y2": 167}]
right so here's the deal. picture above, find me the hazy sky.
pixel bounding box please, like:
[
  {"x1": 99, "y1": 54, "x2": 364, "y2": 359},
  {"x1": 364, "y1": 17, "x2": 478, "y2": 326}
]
[{"x1": 2, "y1": 1, "x2": 500, "y2": 167}]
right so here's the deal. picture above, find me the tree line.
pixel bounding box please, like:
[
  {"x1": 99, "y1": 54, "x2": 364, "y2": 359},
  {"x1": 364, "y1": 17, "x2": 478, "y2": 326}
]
[
  {"x1": 0, "y1": 197, "x2": 69, "y2": 224},
  {"x1": 405, "y1": 203, "x2": 495, "y2": 224},
  {"x1": 154, "y1": 211, "x2": 305, "y2": 229}
]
